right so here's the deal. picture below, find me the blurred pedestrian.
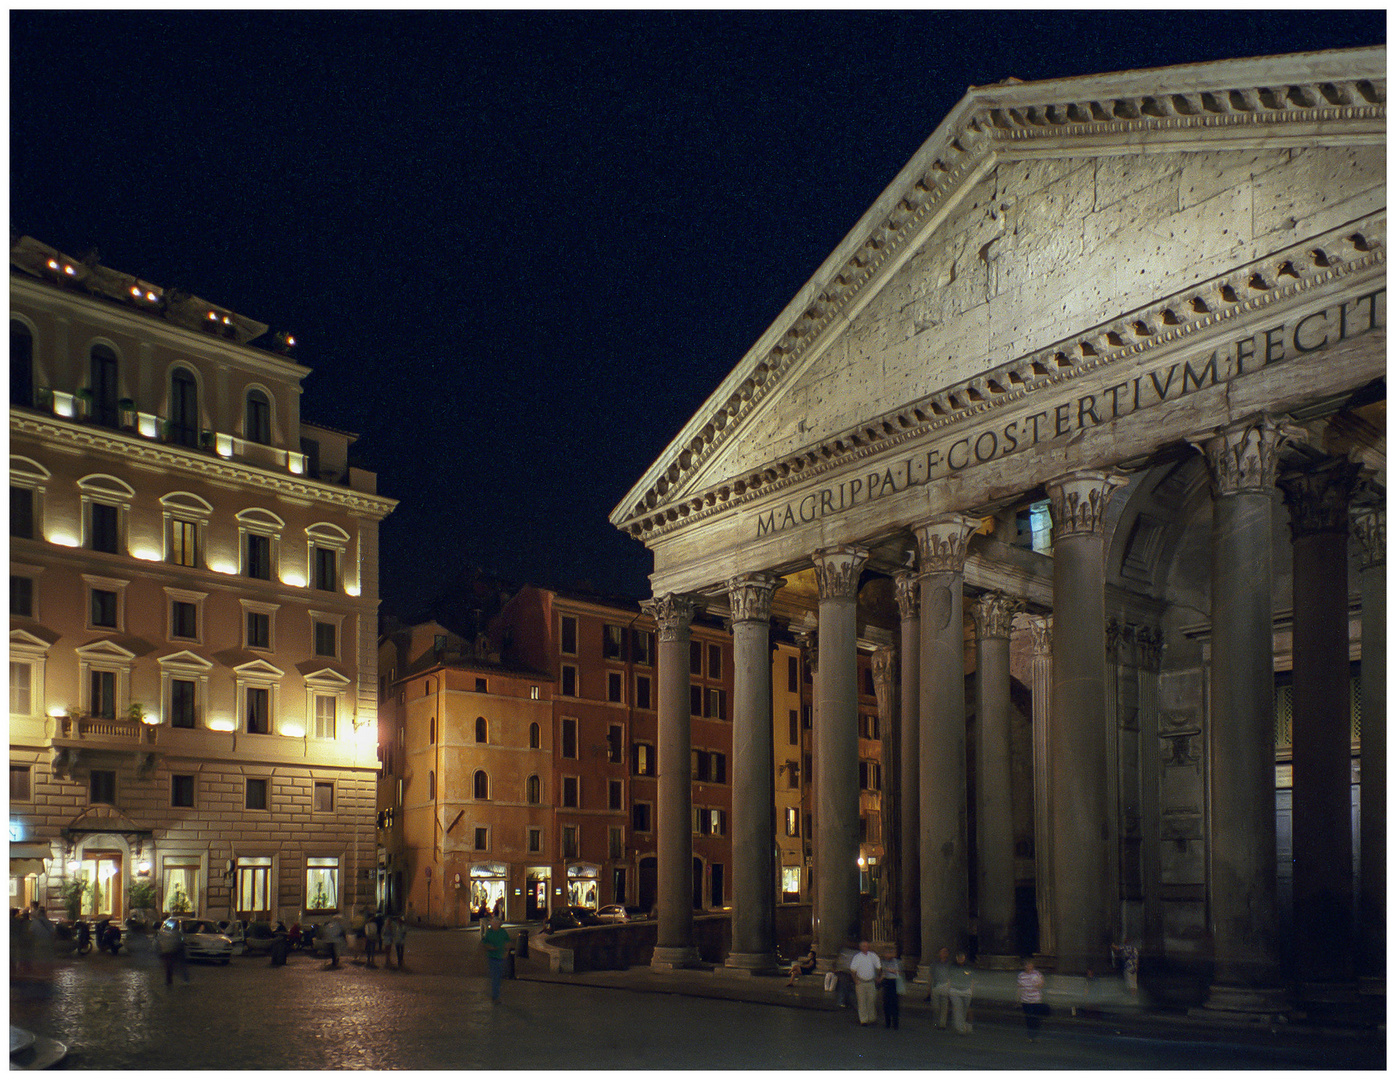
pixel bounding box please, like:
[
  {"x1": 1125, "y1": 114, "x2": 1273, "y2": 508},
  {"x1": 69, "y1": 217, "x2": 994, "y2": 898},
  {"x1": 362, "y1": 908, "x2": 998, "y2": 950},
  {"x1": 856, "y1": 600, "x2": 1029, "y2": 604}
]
[
  {"x1": 389, "y1": 916, "x2": 406, "y2": 968},
  {"x1": 492, "y1": 896, "x2": 504, "y2": 921},
  {"x1": 927, "y1": 946, "x2": 952, "y2": 1028},
  {"x1": 849, "y1": 940, "x2": 882, "y2": 1026},
  {"x1": 1112, "y1": 938, "x2": 1139, "y2": 993},
  {"x1": 948, "y1": 951, "x2": 974, "y2": 1033},
  {"x1": 363, "y1": 909, "x2": 379, "y2": 968},
  {"x1": 1018, "y1": 958, "x2": 1047, "y2": 1039},
  {"x1": 157, "y1": 919, "x2": 189, "y2": 987},
  {"x1": 834, "y1": 941, "x2": 856, "y2": 1009},
  {"x1": 881, "y1": 948, "x2": 903, "y2": 1030},
  {"x1": 481, "y1": 915, "x2": 511, "y2": 1001},
  {"x1": 322, "y1": 915, "x2": 346, "y2": 969}
]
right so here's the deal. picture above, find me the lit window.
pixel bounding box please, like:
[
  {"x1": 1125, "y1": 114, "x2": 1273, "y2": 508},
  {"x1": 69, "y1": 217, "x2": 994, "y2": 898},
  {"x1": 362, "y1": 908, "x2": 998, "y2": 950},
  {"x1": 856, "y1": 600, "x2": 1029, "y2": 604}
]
[
  {"x1": 314, "y1": 695, "x2": 336, "y2": 739},
  {"x1": 306, "y1": 857, "x2": 339, "y2": 911},
  {"x1": 631, "y1": 742, "x2": 654, "y2": 777},
  {"x1": 785, "y1": 807, "x2": 799, "y2": 837},
  {"x1": 10, "y1": 661, "x2": 33, "y2": 715},
  {"x1": 169, "y1": 519, "x2": 197, "y2": 567}
]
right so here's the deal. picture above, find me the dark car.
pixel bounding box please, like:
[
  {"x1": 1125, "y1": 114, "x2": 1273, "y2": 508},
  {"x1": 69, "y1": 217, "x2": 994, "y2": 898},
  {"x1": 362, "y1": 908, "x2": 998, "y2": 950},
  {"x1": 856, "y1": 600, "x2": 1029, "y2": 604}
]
[{"x1": 546, "y1": 906, "x2": 601, "y2": 931}]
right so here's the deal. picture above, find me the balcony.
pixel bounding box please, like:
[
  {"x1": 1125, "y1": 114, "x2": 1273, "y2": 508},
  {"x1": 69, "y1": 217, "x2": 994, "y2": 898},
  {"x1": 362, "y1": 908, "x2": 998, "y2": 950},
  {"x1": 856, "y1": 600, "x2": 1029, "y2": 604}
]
[{"x1": 50, "y1": 714, "x2": 159, "y2": 779}]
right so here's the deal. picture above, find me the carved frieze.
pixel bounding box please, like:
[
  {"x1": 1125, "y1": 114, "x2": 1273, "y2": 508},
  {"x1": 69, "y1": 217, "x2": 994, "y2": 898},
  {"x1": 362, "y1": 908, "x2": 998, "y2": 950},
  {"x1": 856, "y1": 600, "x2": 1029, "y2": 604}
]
[
  {"x1": 893, "y1": 569, "x2": 920, "y2": 621},
  {"x1": 1200, "y1": 414, "x2": 1288, "y2": 495},
  {"x1": 725, "y1": 572, "x2": 783, "y2": 623},
  {"x1": 641, "y1": 593, "x2": 697, "y2": 643},
  {"x1": 1352, "y1": 505, "x2": 1385, "y2": 570},
  {"x1": 1280, "y1": 459, "x2": 1363, "y2": 537},
  {"x1": 811, "y1": 546, "x2": 867, "y2": 601},
  {"x1": 1046, "y1": 471, "x2": 1127, "y2": 540},
  {"x1": 971, "y1": 590, "x2": 1021, "y2": 639},
  {"x1": 914, "y1": 514, "x2": 979, "y2": 576}
]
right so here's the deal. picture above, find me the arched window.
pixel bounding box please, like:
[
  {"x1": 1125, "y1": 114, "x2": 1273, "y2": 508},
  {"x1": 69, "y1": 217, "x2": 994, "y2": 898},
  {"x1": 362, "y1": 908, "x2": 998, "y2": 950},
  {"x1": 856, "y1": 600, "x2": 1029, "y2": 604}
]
[
  {"x1": 11, "y1": 322, "x2": 33, "y2": 408},
  {"x1": 245, "y1": 389, "x2": 271, "y2": 445},
  {"x1": 529, "y1": 722, "x2": 540, "y2": 749},
  {"x1": 169, "y1": 367, "x2": 199, "y2": 447},
  {"x1": 474, "y1": 770, "x2": 489, "y2": 800},
  {"x1": 428, "y1": 770, "x2": 436, "y2": 799},
  {"x1": 90, "y1": 345, "x2": 119, "y2": 428},
  {"x1": 475, "y1": 717, "x2": 487, "y2": 744},
  {"x1": 526, "y1": 775, "x2": 541, "y2": 805}
]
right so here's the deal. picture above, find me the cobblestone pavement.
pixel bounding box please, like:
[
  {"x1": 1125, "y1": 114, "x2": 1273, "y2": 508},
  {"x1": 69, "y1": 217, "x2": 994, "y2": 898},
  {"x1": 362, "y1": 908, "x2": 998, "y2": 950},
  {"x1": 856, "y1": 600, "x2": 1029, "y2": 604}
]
[{"x1": 9, "y1": 929, "x2": 1384, "y2": 1070}]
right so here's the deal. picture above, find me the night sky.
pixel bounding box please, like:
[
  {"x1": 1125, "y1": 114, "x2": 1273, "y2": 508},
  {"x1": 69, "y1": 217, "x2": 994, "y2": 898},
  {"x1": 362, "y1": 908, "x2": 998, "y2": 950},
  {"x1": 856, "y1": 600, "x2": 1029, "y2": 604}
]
[{"x1": 10, "y1": 10, "x2": 1385, "y2": 619}]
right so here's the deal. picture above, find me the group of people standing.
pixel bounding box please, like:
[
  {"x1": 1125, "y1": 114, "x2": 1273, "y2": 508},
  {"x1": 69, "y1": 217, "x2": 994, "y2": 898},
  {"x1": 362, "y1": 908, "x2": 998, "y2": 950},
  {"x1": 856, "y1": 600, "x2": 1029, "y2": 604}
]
[
  {"x1": 354, "y1": 910, "x2": 408, "y2": 970},
  {"x1": 788, "y1": 939, "x2": 1056, "y2": 1038}
]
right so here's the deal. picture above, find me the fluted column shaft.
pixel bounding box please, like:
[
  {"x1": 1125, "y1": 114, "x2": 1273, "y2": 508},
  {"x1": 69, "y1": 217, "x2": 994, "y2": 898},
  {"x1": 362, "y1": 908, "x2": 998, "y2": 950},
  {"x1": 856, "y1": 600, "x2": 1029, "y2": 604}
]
[
  {"x1": 812, "y1": 546, "x2": 867, "y2": 962},
  {"x1": 726, "y1": 572, "x2": 783, "y2": 970},
  {"x1": 1282, "y1": 461, "x2": 1361, "y2": 985},
  {"x1": 643, "y1": 593, "x2": 700, "y2": 968},
  {"x1": 973, "y1": 591, "x2": 1021, "y2": 959},
  {"x1": 1046, "y1": 471, "x2": 1126, "y2": 975},
  {"x1": 895, "y1": 570, "x2": 922, "y2": 965},
  {"x1": 1353, "y1": 506, "x2": 1385, "y2": 988},
  {"x1": 1201, "y1": 418, "x2": 1284, "y2": 995},
  {"x1": 915, "y1": 515, "x2": 978, "y2": 967}
]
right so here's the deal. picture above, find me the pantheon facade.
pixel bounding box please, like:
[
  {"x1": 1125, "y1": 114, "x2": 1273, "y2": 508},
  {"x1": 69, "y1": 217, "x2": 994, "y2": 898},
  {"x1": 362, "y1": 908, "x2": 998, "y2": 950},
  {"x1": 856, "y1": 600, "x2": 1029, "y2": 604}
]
[{"x1": 611, "y1": 47, "x2": 1384, "y2": 1008}]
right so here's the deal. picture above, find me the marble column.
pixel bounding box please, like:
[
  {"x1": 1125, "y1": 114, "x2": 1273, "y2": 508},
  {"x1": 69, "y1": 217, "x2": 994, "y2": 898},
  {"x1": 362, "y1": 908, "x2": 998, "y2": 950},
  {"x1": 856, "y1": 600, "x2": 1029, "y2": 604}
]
[
  {"x1": 725, "y1": 572, "x2": 783, "y2": 972},
  {"x1": 812, "y1": 545, "x2": 867, "y2": 963},
  {"x1": 914, "y1": 514, "x2": 979, "y2": 971},
  {"x1": 642, "y1": 592, "x2": 701, "y2": 969},
  {"x1": 871, "y1": 645, "x2": 898, "y2": 940},
  {"x1": 1282, "y1": 460, "x2": 1361, "y2": 987},
  {"x1": 1046, "y1": 470, "x2": 1126, "y2": 975},
  {"x1": 1352, "y1": 505, "x2": 1385, "y2": 991},
  {"x1": 1200, "y1": 418, "x2": 1285, "y2": 1006},
  {"x1": 797, "y1": 629, "x2": 819, "y2": 939},
  {"x1": 895, "y1": 570, "x2": 922, "y2": 966},
  {"x1": 972, "y1": 590, "x2": 1021, "y2": 960},
  {"x1": 1024, "y1": 613, "x2": 1054, "y2": 958}
]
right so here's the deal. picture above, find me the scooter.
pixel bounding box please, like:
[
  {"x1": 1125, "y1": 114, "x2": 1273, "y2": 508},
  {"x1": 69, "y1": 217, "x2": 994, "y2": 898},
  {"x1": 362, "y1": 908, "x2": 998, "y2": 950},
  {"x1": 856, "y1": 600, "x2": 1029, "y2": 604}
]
[
  {"x1": 95, "y1": 918, "x2": 123, "y2": 955},
  {"x1": 73, "y1": 920, "x2": 92, "y2": 955}
]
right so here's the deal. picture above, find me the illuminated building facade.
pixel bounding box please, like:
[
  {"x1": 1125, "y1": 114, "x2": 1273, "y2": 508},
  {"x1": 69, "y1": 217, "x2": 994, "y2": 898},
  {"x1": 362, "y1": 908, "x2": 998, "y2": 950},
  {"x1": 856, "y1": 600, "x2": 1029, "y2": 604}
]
[{"x1": 9, "y1": 237, "x2": 395, "y2": 925}]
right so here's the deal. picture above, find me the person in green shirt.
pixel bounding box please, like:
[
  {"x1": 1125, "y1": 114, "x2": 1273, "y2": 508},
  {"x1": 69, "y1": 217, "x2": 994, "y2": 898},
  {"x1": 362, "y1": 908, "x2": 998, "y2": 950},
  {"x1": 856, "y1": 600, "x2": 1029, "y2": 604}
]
[{"x1": 481, "y1": 916, "x2": 511, "y2": 1001}]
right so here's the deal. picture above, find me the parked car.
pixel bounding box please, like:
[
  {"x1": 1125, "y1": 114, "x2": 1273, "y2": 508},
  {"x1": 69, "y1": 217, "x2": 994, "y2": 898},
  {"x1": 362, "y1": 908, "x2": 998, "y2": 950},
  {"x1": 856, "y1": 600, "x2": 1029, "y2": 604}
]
[
  {"x1": 596, "y1": 905, "x2": 630, "y2": 924},
  {"x1": 571, "y1": 906, "x2": 601, "y2": 927},
  {"x1": 217, "y1": 919, "x2": 247, "y2": 954},
  {"x1": 546, "y1": 906, "x2": 600, "y2": 931},
  {"x1": 163, "y1": 918, "x2": 232, "y2": 963}
]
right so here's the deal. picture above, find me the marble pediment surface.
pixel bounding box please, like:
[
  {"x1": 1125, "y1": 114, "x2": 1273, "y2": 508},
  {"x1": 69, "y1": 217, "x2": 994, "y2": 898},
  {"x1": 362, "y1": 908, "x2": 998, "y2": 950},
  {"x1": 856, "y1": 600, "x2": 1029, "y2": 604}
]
[{"x1": 612, "y1": 46, "x2": 1385, "y2": 545}]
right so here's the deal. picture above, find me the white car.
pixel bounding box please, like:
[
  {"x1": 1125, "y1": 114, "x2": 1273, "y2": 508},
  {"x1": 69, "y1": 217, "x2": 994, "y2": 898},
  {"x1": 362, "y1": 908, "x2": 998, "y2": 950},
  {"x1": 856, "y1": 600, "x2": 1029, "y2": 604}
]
[
  {"x1": 163, "y1": 917, "x2": 233, "y2": 963},
  {"x1": 595, "y1": 905, "x2": 630, "y2": 924}
]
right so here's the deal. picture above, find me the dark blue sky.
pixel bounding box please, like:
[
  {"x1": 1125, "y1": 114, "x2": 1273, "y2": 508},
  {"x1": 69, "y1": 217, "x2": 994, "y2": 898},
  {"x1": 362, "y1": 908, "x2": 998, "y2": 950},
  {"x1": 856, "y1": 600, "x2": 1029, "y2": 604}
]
[{"x1": 10, "y1": 10, "x2": 1384, "y2": 617}]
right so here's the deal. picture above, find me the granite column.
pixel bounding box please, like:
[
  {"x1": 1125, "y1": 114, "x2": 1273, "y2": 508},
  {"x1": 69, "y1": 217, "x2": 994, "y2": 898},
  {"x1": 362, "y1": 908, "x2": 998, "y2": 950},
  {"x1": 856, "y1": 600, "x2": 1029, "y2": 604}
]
[
  {"x1": 895, "y1": 570, "x2": 922, "y2": 967},
  {"x1": 1352, "y1": 504, "x2": 1385, "y2": 991}
]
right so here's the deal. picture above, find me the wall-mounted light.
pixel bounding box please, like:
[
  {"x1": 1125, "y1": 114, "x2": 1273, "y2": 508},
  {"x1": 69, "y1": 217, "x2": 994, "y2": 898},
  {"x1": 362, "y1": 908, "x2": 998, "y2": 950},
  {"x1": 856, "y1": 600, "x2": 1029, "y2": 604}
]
[
  {"x1": 48, "y1": 531, "x2": 80, "y2": 547},
  {"x1": 208, "y1": 561, "x2": 238, "y2": 575},
  {"x1": 140, "y1": 711, "x2": 161, "y2": 726},
  {"x1": 281, "y1": 573, "x2": 306, "y2": 588},
  {"x1": 47, "y1": 706, "x2": 68, "y2": 719},
  {"x1": 345, "y1": 584, "x2": 361, "y2": 598},
  {"x1": 208, "y1": 717, "x2": 236, "y2": 733},
  {"x1": 280, "y1": 723, "x2": 305, "y2": 738},
  {"x1": 131, "y1": 547, "x2": 162, "y2": 562},
  {"x1": 138, "y1": 413, "x2": 159, "y2": 438}
]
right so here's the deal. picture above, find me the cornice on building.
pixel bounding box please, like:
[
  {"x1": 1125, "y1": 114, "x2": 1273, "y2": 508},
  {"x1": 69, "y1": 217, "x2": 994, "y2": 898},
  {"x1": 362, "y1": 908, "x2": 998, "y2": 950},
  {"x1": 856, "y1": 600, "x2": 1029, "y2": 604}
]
[{"x1": 609, "y1": 46, "x2": 1386, "y2": 537}]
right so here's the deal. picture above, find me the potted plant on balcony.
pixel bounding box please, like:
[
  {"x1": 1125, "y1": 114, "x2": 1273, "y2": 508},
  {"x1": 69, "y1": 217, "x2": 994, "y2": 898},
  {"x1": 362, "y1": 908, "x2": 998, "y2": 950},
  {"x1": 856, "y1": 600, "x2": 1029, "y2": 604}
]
[
  {"x1": 118, "y1": 398, "x2": 137, "y2": 430},
  {"x1": 73, "y1": 387, "x2": 93, "y2": 420}
]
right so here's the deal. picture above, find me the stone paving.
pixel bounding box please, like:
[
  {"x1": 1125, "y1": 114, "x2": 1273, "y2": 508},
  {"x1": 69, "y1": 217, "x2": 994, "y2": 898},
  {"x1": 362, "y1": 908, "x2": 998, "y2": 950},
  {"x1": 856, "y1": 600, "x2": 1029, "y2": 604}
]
[{"x1": 9, "y1": 927, "x2": 1386, "y2": 1070}]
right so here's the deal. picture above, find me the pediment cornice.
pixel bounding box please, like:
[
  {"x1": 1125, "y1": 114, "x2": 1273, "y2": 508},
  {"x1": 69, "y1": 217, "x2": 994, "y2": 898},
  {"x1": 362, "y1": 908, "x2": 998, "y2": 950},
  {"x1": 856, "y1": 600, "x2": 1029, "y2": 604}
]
[
  {"x1": 622, "y1": 212, "x2": 1384, "y2": 543},
  {"x1": 611, "y1": 46, "x2": 1385, "y2": 538}
]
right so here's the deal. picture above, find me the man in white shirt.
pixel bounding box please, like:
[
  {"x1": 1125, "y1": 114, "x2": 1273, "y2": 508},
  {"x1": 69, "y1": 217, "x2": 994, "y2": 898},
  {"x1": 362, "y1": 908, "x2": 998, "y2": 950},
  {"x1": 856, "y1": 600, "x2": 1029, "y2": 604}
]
[{"x1": 848, "y1": 940, "x2": 883, "y2": 1025}]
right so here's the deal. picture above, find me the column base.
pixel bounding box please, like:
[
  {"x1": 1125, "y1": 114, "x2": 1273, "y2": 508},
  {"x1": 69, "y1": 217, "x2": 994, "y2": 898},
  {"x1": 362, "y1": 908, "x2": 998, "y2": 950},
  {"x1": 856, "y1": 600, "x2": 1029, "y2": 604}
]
[
  {"x1": 721, "y1": 951, "x2": 781, "y2": 976},
  {"x1": 650, "y1": 945, "x2": 702, "y2": 970},
  {"x1": 1198, "y1": 984, "x2": 1290, "y2": 1018}
]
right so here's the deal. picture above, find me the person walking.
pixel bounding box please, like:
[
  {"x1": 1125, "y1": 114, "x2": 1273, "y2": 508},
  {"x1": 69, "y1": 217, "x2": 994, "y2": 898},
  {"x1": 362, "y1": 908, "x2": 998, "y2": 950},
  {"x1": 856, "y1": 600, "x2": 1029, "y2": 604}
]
[
  {"x1": 881, "y1": 948, "x2": 903, "y2": 1030},
  {"x1": 834, "y1": 941, "x2": 856, "y2": 1009},
  {"x1": 1018, "y1": 958, "x2": 1047, "y2": 1040},
  {"x1": 926, "y1": 946, "x2": 952, "y2": 1028},
  {"x1": 947, "y1": 951, "x2": 974, "y2": 1033},
  {"x1": 481, "y1": 915, "x2": 511, "y2": 1002},
  {"x1": 848, "y1": 940, "x2": 882, "y2": 1026},
  {"x1": 387, "y1": 916, "x2": 406, "y2": 969},
  {"x1": 157, "y1": 919, "x2": 190, "y2": 987},
  {"x1": 322, "y1": 915, "x2": 346, "y2": 970},
  {"x1": 363, "y1": 909, "x2": 379, "y2": 968}
]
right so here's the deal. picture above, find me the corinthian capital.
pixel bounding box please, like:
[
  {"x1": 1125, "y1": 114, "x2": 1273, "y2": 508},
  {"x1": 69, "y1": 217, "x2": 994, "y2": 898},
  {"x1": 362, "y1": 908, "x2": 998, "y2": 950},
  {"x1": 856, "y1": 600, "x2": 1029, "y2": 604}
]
[
  {"x1": 971, "y1": 590, "x2": 1021, "y2": 640},
  {"x1": 1046, "y1": 471, "x2": 1127, "y2": 540},
  {"x1": 811, "y1": 546, "x2": 867, "y2": 601},
  {"x1": 1280, "y1": 459, "x2": 1362, "y2": 539},
  {"x1": 641, "y1": 593, "x2": 697, "y2": 643},
  {"x1": 893, "y1": 569, "x2": 920, "y2": 621},
  {"x1": 1352, "y1": 505, "x2": 1385, "y2": 570},
  {"x1": 913, "y1": 514, "x2": 979, "y2": 576},
  {"x1": 726, "y1": 572, "x2": 784, "y2": 623},
  {"x1": 1021, "y1": 613, "x2": 1052, "y2": 656},
  {"x1": 1200, "y1": 415, "x2": 1287, "y2": 496}
]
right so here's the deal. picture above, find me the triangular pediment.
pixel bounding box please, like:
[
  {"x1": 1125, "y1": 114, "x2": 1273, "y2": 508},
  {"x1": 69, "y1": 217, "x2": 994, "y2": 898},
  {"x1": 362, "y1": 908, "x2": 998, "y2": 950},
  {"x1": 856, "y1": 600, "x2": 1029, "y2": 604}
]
[
  {"x1": 157, "y1": 650, "x2": 214, "y2": 671},
  {"x1": 612, "y1": 46, "x2": 1385, "y2": 540},
  {"x1": 302, "y1": 666, "x2": 351, "y2": 687},
  {"x1": 10, "y1": 627, "x2": 55, "y2": 653},
  {"x1": 232, "y1": 658, "x2": 285, "y2": 679},
  {"x1": 74, "y1": 639, "x2": 137, "y2": 662}
]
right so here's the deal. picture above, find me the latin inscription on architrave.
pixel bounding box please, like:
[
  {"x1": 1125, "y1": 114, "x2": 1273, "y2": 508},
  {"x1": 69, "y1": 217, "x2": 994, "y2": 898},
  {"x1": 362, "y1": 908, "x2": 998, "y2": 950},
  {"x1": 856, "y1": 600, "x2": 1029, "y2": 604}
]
[{"x1": 753, "y1": 291, "x2": 1383, "y2": 538}]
